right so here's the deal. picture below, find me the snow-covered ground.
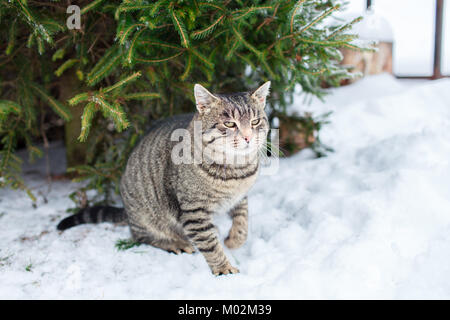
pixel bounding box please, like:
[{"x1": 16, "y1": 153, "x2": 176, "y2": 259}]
[{"x1": 1, "y1": 74, "x2": 450, "y2": 299}]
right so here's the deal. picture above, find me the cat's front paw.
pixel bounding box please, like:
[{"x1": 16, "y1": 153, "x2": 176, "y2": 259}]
[
  {"x1": 212, "y1": 264, "x2": 240, "y2": 276},
  {"x1": 166, "y1": 243, "x2": 195, "y2": 254},
  {"x1": 224, "y1": 236, "x2": 244, "y2": 249},
  {"x1": 224, "y1": 229, "x2": 247, "y2": 249}
]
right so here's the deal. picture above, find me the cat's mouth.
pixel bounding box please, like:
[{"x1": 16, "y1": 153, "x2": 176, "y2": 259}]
[
  {"x1": 228, "y1": 143, "x2": 258, "y2": 155},
  {"x1": 202, "y1": 136, "x2": 262, "y2": 158}
]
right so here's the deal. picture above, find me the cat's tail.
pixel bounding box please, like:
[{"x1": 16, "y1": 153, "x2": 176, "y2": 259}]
[{"x1": 57, "y1": 206, "x2": 127, "y2": 231}]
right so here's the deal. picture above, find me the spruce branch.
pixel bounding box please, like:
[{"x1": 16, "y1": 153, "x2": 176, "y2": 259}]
[
  {"x1": 15, "y1": 0, "x2": 53, "y2": 44},
  {"x1": 189, "y1": 48, "x2": 213, "y2": 69},
  {"x1": 289, "y1": 0, "x2": 307, "y2": 33},
  {"x1": 29, "y1": 83, "x2": 72, "y2": 121},
  {"x1": 0, "y1": 100, "x2": 22, "y2": 120},
  {"x1": 135, "y1": 51, "x2": 184, "y2": 64},
  {"x1": 90, "y1": 94, "x2": 129, "y2": 131},
  {"x1": 52, "y1": 48, "x2": 65, "y2": 61},
  {"x1": 81, "y1": 0, "x2": 105, "y2": 15},
  {"x1": 325, "y1": 16, "x2": 363, "y2": 40},
  {"x1": 139, "y1": 40, "x2": 183, "y2": 50},
  {"x1": 231, "y1": 26, "x2": 262, "y2": 57},
  {"x1": 198, "y1": 2, "x2": 226, "y2": 11},
  {"x1": 54, "y1": 59, "x2": 79, "y2": 77},
  {"x1": 68, "y1": 92, "x2": 90, "y2": 106},
  {"x1": 226, "y1": 40, "x2": 241, "y2": 60},
  {"x1": 299, "y1": 4, "x2": 340, "y2": 34},
  {"x1": 125, "y1": 29, "x2": 145, "y2": 66},
  {"x1": 78, "y1": 102, "x2": 96, "y2": 142},
  {"x1": 122, "y1": 92, "x2": 161, "y2": 101},
  {"x1": 36, "y1": 34, "x2": 45, "y2": 55},
  {"x1": 191, "y1": 14, "x2": 225, "y2": 39},
  {"x1": 102, "y1": 72, "x2": 142, "y2": 93},
  {"x1": 180, "y1": 53, "x2": 193, "y2": 81},
  {"x1": 6, "y1": 19, "x2": 17, "y2": 55},
  {"x1": 87, "y1": 46, "x2": 123, "y2": 86},
  {"x1": 41, "y1": 19, "x2": 65, "y2": 33},
  {"x1": 170, "y1": 9, "x2": 190, "y2": 48},
  {"x1": 115, "y1": 0, "x2": 166, "y2": 19},
  {"x1": 232, "y1": 6, "x2": 273, "y2": 21},
  {"x1": 118, "y1": 23, "x2": 146, "y2": 45},
  {"x1": 115, "y1": 3, "x2": 156, "y2": 19}
]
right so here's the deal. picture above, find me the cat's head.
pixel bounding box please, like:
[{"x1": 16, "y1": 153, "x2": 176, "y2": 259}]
[{"x1": 194, "y1": 82, "x2": 270, "y2": 157}]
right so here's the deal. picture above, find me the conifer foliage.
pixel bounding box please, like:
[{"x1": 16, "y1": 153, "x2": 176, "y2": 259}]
[{"x1": 0, "y1": 0, "x2": 363, "y2": 202}]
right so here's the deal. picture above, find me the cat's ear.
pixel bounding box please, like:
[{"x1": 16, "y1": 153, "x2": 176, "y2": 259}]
[
  {"x1": 194, "y1": 84, "x2": 219, "y2": 114},
  {"x1": 251, "y1": 81, "x2": 271, "y2": 105}
]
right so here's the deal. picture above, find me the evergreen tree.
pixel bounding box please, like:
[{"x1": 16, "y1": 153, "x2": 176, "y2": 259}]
[{"x1": 0, "y1": 0, "x2": 366, "y2": 204}]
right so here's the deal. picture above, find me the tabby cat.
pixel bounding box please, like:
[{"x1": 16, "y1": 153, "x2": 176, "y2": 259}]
[{"x1": 57, "y1": 82, "x2": 271, "y2": 275}]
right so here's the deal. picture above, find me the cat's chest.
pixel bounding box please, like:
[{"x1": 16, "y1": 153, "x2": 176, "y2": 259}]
[{"x1": 209, "y1": 176, "x2": 256, "y2": 214}]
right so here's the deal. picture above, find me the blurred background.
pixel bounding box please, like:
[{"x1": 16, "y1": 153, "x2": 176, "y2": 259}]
[{"x1": 338, "y1": 0, "x2": 449, "y2": 79}]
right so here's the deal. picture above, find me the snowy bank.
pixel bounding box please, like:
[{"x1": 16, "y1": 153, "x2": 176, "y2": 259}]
[{"x1": 1, "y1": 74, "x2": 450, "y2": 299}]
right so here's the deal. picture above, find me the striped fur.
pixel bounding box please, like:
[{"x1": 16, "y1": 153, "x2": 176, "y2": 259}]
[
  {"x1": 60, "y1": 82, "x2": 270, "y2": 276},
  {"x1": 57, "y1": 206, "x2": 126, "y2": 231}
]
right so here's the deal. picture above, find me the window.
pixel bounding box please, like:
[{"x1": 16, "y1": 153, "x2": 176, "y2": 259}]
[{"x1": 443, "y1": 0, "x2": 450, "y2": 74}]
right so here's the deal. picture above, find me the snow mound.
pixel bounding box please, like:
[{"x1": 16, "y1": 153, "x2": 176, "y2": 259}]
[
  {"x1": 1, "y1": 75, "x2": 450, "y2": 299},
  {"x1": 339, "y1": 9, "x2": 394, "y2": 42}
]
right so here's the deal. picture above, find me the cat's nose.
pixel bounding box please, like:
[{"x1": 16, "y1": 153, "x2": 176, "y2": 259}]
[{"x1": 241, "y1": 127, "x2": 252, "y2": 143}]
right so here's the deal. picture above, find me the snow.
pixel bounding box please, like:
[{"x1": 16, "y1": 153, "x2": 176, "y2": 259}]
[
  {"x1": 340, "y1": 9, "x2": 394, "y2": 42},
  {"x1": 2, "y1": 74, "x2": 450, "y2": 299}
]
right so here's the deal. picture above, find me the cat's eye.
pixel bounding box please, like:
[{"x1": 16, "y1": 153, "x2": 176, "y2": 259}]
[
  {"x1": 251, "y1": 119, "x2": 260, "y2": 126},
  {"x1": 224, "y1": 121, "x2": 236, "y2": 128}
]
